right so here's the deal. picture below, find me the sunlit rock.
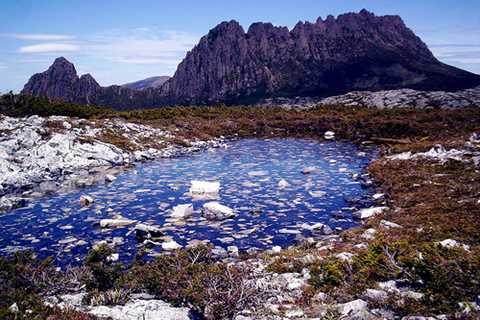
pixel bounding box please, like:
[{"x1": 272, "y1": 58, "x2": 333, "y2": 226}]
[
  {"x1": 100, "y1": 219, "x2": 136, "y2": 228},
  {"x1": 79, "y1": 195, "x2": 94, "y2": 206},
  {"x1": 202, "y1": 202, "x2": 235, "y2": 220},
  {"x1": 353, "y1": 206, "x2": 388, "y2": 220},
  {"x1": 189, "y1": 180, "x2": 220, "y2": 200},
  {"x1": 170, "y1": 204, "x2": 193, "y2": 219},
  {"x1": 162, "y1": 240, "x2": 182, "y2": 251}
]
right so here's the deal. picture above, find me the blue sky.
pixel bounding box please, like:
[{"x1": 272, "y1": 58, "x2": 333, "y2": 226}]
[{"x1": 1, "y1": 0, "x2": 479, "y2": 93}]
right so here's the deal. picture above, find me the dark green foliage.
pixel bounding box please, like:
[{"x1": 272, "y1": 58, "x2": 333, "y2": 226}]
[
  {"x1": 0, "y1": 252, "x2": 97, "y2": 319},
  {"x1": 309, "y1": 259, "x2": 347, "y2": 289},
  {"x1": 0, "y1": 94, "x2": 113, "y2": 118},
  {"x1": 84, "y1": 244, "x2": 122, "y2": 292}
]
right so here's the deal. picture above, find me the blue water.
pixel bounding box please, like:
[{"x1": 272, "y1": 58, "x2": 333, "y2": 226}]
[{"x1": 0, "y1": 139, "x2": 376, "y2": 266}]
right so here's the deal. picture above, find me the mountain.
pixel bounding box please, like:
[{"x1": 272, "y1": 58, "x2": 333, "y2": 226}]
[
  {"x1": 163, "y1": 9, "x2": 480, "y2": 105},
  {"x1": 122, "y1": 76, "x2": 171, "y2": 90},
  {"x1": 22, "y1": 57, "x2": 165, "y2": 109},
  {"x1": 21, "y1": 10, "x2": 480, "y2": 109}
]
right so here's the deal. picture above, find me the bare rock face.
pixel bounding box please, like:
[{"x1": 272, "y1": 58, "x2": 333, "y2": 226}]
[
  {"x1": 22, "y1": 57, "x2": 85, "y2": 101},
  {"x1": 21, "y1": 10, "x2": 480, "y2": 108},
  {"x1": 164, "y1": 9, "x2": 480, "y2": 105}
]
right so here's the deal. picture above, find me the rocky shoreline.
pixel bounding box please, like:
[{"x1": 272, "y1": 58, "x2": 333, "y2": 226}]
[{"x1": 0, "y1": 114, "x2": 226, "y2": 212}]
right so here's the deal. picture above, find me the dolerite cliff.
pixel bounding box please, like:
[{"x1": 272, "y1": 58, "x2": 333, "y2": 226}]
[
  {"x1": 21, "y1": 57, "x2": 165, "y2": 109},
  {"x1": 21, "y1": 10, "x2": 480, "y2": 108}
]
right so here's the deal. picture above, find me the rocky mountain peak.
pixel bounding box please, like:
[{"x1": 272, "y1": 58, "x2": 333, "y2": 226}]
[{"x1": 21, "y1": 10, "x2": 480, "y2": 108}]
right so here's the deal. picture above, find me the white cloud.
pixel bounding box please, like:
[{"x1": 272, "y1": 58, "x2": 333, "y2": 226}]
[
  {"x1": 429, "y1": 44, "x2": 480, "y2": 66},
  {"x1": 85, "y1": 30, "x2": 199, "y2": 66},
  {"x1": 18, "y1": 43, "x2": 79, "y2": 53},
  {"x1": 6, "y1": 33, "x2": 74, "y2": 41}
]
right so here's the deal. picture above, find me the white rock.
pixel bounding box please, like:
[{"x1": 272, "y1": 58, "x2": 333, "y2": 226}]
[
  {"x1": 107, "y1": 253, "x2": 119, "y2": 262},
  {"x1": 170, "y1": 204, "x2": 193, "y2": 219},
  {"x1": 336, "y1": 299, "x2": 368, "y2": 316},
  {"x1": 105, "y1": 174, "x2": 116, "y2": 182},
  {"x1": 162, "y1": 240, "x2": 182, "y2": 251},
  {"x1": 79, "y1": 195, "x2": 94, "y2": 206},
  {"x1": 202, "y1": 201, "x2": 235, "y2": 220},
  {"x1": 361, "y1": 228, "x2": 377, "y2": 240},
  {"x1": 302, "y1": 222, "x2": 333, "y2": 235},
  {"x1": 402, "y1": 291, "x2": 424, "y2": 300},
  {"x1": 372, "y1": 193, "x2": 385, "y2": 200},
  {"x1": 135, "y1": 224, "x2": 163, "y2": 238},
  {"x1": 278, "y1": 228, "x2": 301, "y2": 234},
  {"x1": 9, "y1": 303, "x2": 19, "y2": 313},
  {"x1": 100, "y1": 219, "x2": 136, "y2": 228},
  {"x1": 189, "y1": 180, "x2": 220, "y2": 200},
  {"x1": 439, "y1": 239, "x2": 470, "y2": 251},
  {"x1": 227, "y1": 245, "x2": 239, "y2": 256},
  {"x1": 54, "y1": 293, "x2": 190, "y2": 320},
  {"x1": 302, "y1": 166, "x2": 317, "y2": 174},
  {"x1": 354, "y1": 206, "x2": 388, "y2": 220},
  {"x1": 271, "y1": 245, "x2": 282, "y2": 253},
  {"x1": 365, "y1": 288, "x2": 388, "y2": 301},
  {"x1": 247, "y1": 170, "x2": 268, "y2": 177},
  {"x1": 309, "y1": 190, "x2": 326, "y2": 198},
  {"x1": 380, "y1": 219, "x2": 402, "y2": 229},
  {"x1": 377, "y1": 280, "x2": 399, "y2": 293},
  {"x1": 335, "y1": 252, "x2": 355, "y2": 262}
]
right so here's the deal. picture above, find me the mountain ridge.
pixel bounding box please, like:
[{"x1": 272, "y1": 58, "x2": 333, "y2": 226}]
[
  {"x1": 21, "y1": 9, "x2": 480, "y2": 109},
  {"x1": 122, "y1": 76, "x2": 171, "y2": 90}
]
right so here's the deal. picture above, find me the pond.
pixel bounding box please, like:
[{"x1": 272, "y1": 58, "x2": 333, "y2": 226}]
[{"x1": 0, "y1": 138, "x2": 377, "y2": 266}]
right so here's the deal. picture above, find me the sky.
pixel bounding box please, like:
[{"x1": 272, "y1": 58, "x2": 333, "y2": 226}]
[{"x1": 1, "y1": 0, "x2": 479, "y2": 93}]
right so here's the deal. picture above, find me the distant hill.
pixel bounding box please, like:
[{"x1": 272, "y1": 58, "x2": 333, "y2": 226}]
[
  {"x1": 122, "y1": 76, "x2": 170, "y2": 90},
  {"x1": 21, "y1": 9, "x2": 480, "y2": 109}
]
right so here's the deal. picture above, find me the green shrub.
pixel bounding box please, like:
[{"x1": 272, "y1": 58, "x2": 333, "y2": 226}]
[{"x1": 121, "y1": 245, "x2": 257, "y2": 319}]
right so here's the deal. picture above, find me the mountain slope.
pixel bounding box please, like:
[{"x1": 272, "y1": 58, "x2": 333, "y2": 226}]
[
  {"x1": 21, "y1": 10, "x2": 480, "y2": 109},
  {"x1": 122, "y1": 76, "x2": 171, "y2": 90}
]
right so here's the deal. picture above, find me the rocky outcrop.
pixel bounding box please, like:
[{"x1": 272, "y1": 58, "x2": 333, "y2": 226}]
[
  {"x1": 47, "y1": 293, "x2": 191, "y2": 320},
  {"x1": 316, "y1": 85, "x2": 480, "y2": 109},
  {"x1": 21, "y1": 10, "x2": 480, "y2": 108}
]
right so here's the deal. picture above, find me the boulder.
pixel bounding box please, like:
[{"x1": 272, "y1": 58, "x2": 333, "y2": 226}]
[
  {"x1": 202, "y1": 202, "x2": 236, "y2": 220},
  {"x1": 380, "y1": 219, "x2": 402, "y2": 229},
  {"x1": 439, "y1": 239, "x2": 470, "y2": 251},
  {"x1": 135, "y1": 223, "x2": 163, "y2": 239},
  {"x1": 302, "y1": 222, "x2": 333, "y2": 235},
  {"x1": 100, "y1": 219, "x2": 136, "y2": 228},
  {"x1": 336, "y1": 299, "x2": 368, "y2": 316},
  {"x1": 162, "y1": 240, "x2": 182, "y2": 251},
  {"x1": 189, "y1": 180, "x2": 220, "y2": 200},
  {"x1": 302, "y1": 166, "x2": 317, "y2": 174},
  {"x1": 170, "y1": 204, "x2": 193, "y2": 219},
  {"x1": 353, "y1": 206, "x2": 388, "y2": 220},
  {"x1": 79, "y1": 195, "x2": 94, "y2": 206},
  {"x1": 335, "y1": 252, "x2": 355, "y2": 262}
]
